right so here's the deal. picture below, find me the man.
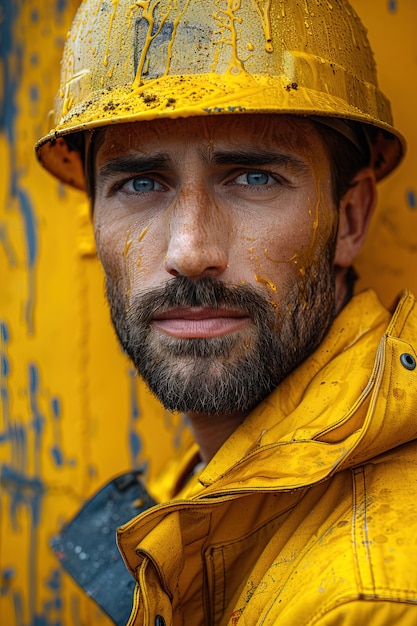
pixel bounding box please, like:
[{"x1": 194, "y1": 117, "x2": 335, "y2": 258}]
[{"x1": 36, "y1": 1, "x2": 417, "y2": 624}]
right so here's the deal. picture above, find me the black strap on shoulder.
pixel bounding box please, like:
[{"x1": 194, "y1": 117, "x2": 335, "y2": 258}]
[{"x1": 51, "y1": 470, "x2": 156, "y2": 625}]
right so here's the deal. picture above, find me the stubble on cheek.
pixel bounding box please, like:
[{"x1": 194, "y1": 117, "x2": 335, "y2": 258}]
[
  {"x1": 101, "y1": 225, "x2": 154, "y2": 315},
  {"x1": 104, "y1": 250, "x2": 336, "y2": 416}
]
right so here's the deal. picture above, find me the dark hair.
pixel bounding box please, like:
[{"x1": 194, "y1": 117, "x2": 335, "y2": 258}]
[
  {"x1": 314, "y1": 122, "x2": 373, "y2": 300},
  {"x1": 314, "y1": 121, "x2": 371, "y2": 206}
]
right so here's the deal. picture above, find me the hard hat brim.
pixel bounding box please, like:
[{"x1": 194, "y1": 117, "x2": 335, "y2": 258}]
[{"x1": 36, "y1": 73, "x2": 405, "y2": 190}]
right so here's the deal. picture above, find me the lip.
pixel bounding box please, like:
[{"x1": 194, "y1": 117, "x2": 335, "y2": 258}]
[{"x1": 151, "y1": 307, "x2": 250, "y2": 338}]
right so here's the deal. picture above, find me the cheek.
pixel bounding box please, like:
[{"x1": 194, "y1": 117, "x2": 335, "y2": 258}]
[
  {"x1": 94, "y1": 224, "x2": 118, "y2": 275},
  {"x1": 235, "y1": 200, "x2": 336, "y2": 294},
  {"x1": 94, "y1": 215, "x2": 136, "y2": 293},
  {"x1": 232, "y1": 224, "x2": 299, "y2": 298},
  {"x1": 131, "y1": 225, "x2": 164, "y2": 277},
  {"x1": 96, "y1": 217, "x2": 167, "y2": 303}
]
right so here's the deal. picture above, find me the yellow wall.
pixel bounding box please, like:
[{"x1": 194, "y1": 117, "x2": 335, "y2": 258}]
[
  {"x1": 354, "y1": 1, "x2": 417, "y2": 302},
  {"x1": 1, "y1": 1, "x2": 416, "y2": 625}
]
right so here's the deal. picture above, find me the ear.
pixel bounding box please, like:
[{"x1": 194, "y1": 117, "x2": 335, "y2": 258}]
[{"x1": 333, "y1": 168, "x2": 377, "y2": 268}]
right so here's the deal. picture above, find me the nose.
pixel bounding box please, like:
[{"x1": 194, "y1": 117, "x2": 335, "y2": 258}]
[{"x1": 164, "y1": 186, "x2": 229, "y2": 278}]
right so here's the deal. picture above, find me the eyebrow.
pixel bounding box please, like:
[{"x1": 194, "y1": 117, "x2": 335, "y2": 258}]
[
  {"x1": 96, "y1": 147, "x2": 309, "y2": 182},
  {"x1": 97, "y1": 154, "x2": 172, "y2": 182},
  {"x1": 205, "y1": 148, "x2": 309, "y2": 172}
]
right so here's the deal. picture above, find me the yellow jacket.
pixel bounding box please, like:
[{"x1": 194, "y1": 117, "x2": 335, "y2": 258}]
[{"x1": 118, "y1": 290, "x2": 417, "y2": 626}]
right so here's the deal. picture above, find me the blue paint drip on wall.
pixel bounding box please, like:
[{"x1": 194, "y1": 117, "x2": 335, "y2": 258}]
[
  {"x1": 50, "y1": 445, "x2": 64, "y2": 467},
  {"x1": 0, "y1": 3, "x2": 19, "y2": 135},
  {"x1": 0, "y1": 350, "x2": 69, "y2": 625},
  {"x1": 50, "y1": 396, "x2": 64, "y2": 467},
  {"x1": 388, "y1": 0, "x2": 397, "y2": 12},
  {"x1": 39, "y1": 568, "x2": 64, "y2": 625},
  {"x1": 407, "y1": 189, "x2": 416, "y2": 210},
  {"x1": 0, "y1": 223, "x2": 18, "y2": 267},
  {"x1": 0, "y1": 465, "x2": 45, "y2": 529},
  {"x1": 0, "y1": 0, "x2": 38, "y2": 333},
  {"x1": 13, "y1": 590, "x2": 24, "y2": 626},
  {"x1": 56, "y1": 0, "x2": 70, "y2": 15},
  {"x1": 0, "y1": 321, "x2": 10, "y2": 343},
  {"x1": 55, "y1": 0, "x2": 71, "y2": 25},
  {"x1": 0, "y1": 364, "x2": 47, "y2": 530},
  {"x1": 1, "y1": 353, "x2": 10, "y2": 377},
  {"x1": 0, "y1": 321, "x2": 11, "y2": 434},
  {"x1": 30, "y1": 84, "x2": 40, "y2": 104},
  {"x1": 29, "y1": 364, "x2": 46, "y2": 476},
  {"x1": 0, "y1": 3, "x2": 95, "y2": 623}
]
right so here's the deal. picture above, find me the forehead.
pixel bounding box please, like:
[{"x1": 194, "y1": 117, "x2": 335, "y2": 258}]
[{"x1": 95, "y1": 114, "x2": 328, "y2": 166}]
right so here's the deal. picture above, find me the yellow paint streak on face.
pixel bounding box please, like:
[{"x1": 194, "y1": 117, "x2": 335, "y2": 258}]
[
  {"x1": 255, "y1": 275, "x2": 277, "y2": 292},
  {"x1": 138, "y1": 225, "x2": 150, "y2": 242},
  {"x1": 123, "y1": 231, "x2": 132, "y2": 257},
  {"x1": 123, "y1": 230, "x2": 132, "y2": 304},
  {"x1": 247, "y1": 246, "x2": 260, "y2": 261},
  {"x1": 263, "y1": 250, "x2": 298, "y2": 264},
  {"x1": 136, "y1": 225, "x2": 151, "y2": 268}
]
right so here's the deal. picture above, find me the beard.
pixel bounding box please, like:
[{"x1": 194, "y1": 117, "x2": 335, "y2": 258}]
[{"x1": 106, "y1": 247, "x2": 337, "y2": 416}]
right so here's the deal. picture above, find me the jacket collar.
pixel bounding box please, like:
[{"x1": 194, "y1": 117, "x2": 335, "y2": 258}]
[{"x1": 196, "y1": 289, "x2": 417, "y2": 491}]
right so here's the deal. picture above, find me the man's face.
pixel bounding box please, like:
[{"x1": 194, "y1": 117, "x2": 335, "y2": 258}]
[{"x1": 93, "y1": 115, "x2": 340, "y2": 416}]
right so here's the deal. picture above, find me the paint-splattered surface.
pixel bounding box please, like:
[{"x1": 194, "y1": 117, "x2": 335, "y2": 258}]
[
  {"x1": 1, "y1": 1, "x2": 416, "y2": 625},
  {"x1": 0, "y1": 4, "x2": 186, "y2": 624}
]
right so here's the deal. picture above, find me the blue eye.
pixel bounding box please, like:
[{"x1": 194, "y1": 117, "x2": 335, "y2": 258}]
[
  {"x1": 247, "y1": 172, "x2": 270, "y2": 185},
  {"x1": 131, "y1": 176, "x2": 159, "y2": 191},
  {"x1": 235, "y1": 171, "x2": 273, "y2": 186},
  {"x1": 121, "y1": 176, "x2": 163, "y2": 193}
]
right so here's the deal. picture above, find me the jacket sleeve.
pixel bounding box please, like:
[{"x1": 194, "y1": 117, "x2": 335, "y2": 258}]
[{"x1": 309, "y1": 599, "x2": 417, "y2": 626}]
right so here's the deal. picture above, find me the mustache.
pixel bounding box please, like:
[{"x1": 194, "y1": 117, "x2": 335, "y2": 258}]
[{"x1": 122, "y1": 275, "x2": 277, "y2": 327}]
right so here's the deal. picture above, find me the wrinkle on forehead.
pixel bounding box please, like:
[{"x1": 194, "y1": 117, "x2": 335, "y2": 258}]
[{"x1": 95, "y1": 114, "x2": 327, "y2": 166}]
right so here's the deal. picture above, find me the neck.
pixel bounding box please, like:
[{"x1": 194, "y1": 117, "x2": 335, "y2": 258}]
[{"x1": 186, "y1": 410, "x2": 249, "y2": 463}]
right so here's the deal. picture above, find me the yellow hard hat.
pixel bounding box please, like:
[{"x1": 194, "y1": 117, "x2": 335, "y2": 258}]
[{"x1": 36, "y1": 0, "x2": 405, "y2": 190}]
